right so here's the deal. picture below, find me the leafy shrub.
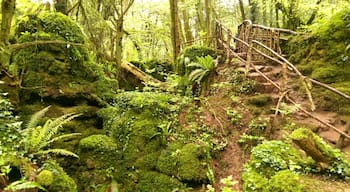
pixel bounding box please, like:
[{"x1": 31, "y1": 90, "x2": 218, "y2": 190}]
[
  {"x1": 245, "y1": 140, "x2": 308, "y2": 177},
  {"x1": 265, "y1": 170, "x2": 304, "y2": 192},
  {"x1": 0, "y1": 91, "x2": 22, "y2": 153},
  {"x1": 226, "y1": 109, "x2": 242, "y2": 126},
  {"x1": 242, "y1": 141, "x2": 309, "y2": 192},
  {"x1": 248, "y1": 117, "x2": 269, "y2": 136}
]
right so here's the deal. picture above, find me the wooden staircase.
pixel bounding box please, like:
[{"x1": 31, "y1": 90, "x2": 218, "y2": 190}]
[{"x1": 215, "y1": 20, "x2": 350, "y2": 150}]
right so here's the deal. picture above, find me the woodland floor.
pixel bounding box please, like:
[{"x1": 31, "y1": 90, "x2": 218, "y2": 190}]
[{"x1": 191, "y1": 60, "x2": 350, "y2": 191}]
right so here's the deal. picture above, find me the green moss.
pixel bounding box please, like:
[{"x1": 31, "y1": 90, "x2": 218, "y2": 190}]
[
  {"x1": 245, "y1": 140, "x2": 309, "y2": 177},
  {"x1": 284, "y1": 8, "x2": 350, "y2": 84},
  {"x1": 242, "y1": 167, "x2": 268, "y2": 192},
  {"x1": 36, "y1": 170, "x2": 54, "y2": 186},
  {"x1": 41, "y1": 160, "x2": 77, "y2": 192},
  {"x1": 291, "y1": 128, "x2": 350, "y2": 178},
  {"x1": 247, "y1": 94, "x2": 272, "y2": 107},
  {"x1": 157, "y1": 142, "x2": 210, "y2": 183},
  {"x1": 182, "y1": 46, "x2": 217, "y2": 62},
  {"x1": 265, "y1": 170, "x2": 304, "y2": 192},
  {"x1": 134, "y1": 171, "x2": 184, "y2": 192},
  {"x1": 79, "y1": 134, "x2": 117, "y2": 151},
  {"x1": 177, "y1": 143, "x2": 209, "y2": 182},
  {"x1": 12, "y1": 12, "x2": 118, "y2": 104}
]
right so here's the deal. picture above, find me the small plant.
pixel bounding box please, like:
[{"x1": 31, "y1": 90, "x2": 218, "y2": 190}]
[
  {"x1": 238, "y1": 134, "x2": 265, "y2": 149},
  {"x1": 226, "y1": 109, "x2": 242, "y2": 126},
  {"x1": 248, "y1": 117, "x2": 269, "y2": 136},
  {"x1": 206, "y1": 175, "x2": 238, "y2": 192}
]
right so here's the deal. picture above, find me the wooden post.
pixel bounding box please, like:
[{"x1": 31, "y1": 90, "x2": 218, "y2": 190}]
[
  {"x1": 336, "y1": 123, "x2": 350, "y2": 148},
  {"x1": 281, "y1": 62, "x2": 287, "y2": 93},
  {"x1": 227, "y1": 30, "x2": 232, "y2": 64},
  {"x1": 245, "y1": 26, "x2": 254, "y2": 77}
]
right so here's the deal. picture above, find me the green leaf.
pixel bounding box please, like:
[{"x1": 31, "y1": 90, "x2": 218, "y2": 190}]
[
  {"x1": 5, "y1": 180, "x2": 46, "y2": 191},
  {"x1": 35, "y1": 149, "x2": 79, "y2": 158}
]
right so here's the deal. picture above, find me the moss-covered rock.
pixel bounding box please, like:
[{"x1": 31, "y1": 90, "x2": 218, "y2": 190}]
[
  {"x1": 247, "y1": 94, "x2": 272, "y2": 107},
  {"x1": 36, "y1": 170, "x2": 54, "y2": 186},
  {"x1": 94, "y1": 91, "x2": 211, "y2": 190},
  {"x1": 12, "y1": 12, "x2": 118, "y2": 105},
  {"x1": 41, "y1": 160, "x2": 77, "y2": 192},
  {"x1": 133, "y1": 171, "x2": 184, "y2": 192},
  {"x1": 244, "y1": 140, "x2": 312, "y2": 177},
  {"x1": 157, "y1": 142, "x2": 210, "y2": 183},
  {"x1": 265, "y1": 170, "x2": 304, "y2": 192},
  {"x1": 284, "y1": 8, "x2": 350, "y2": 84}
]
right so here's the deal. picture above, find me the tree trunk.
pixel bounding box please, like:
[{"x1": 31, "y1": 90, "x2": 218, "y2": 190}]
[
  {"x1": 205, "y1": 0, "x2": 211, "y2": 45},
  {"x1": 248, "y1": 0, "x2": 258, "y2": 23},
  {"x1": 306, "y1": 0, "x2": 323, "y2": 25},
  {"x1": 196, "y1": 0, "x2": 205, "y2": 38},
  {"x1": 274, "y1": 0, "x2": 279, "y2": 27},
  {"x1": 0, "y1": 0, "x2": 16, "y2": 46},
  {"x1": 182, "y1": 6, "x2": 193, "y2": 44},
  {"x1": 238, "y1": 0, "x2": 246, "y2": 22},
  {"x1": 54, "y1": 0, "x2": 68, "y2": 14},
  {"x1": 169, "y1": 0, "x2": 181, "y2": 63},
  {"x1": 291, "y1": 128, "x2": 333, "y2": 166},
  {"x1": 115, "y1": 17, "x2": 123, "y2": 69}
]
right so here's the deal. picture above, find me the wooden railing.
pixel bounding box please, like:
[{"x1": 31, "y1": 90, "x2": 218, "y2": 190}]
[{"x1": 215, "y1": 20, "x2": 350, "y2": 144}]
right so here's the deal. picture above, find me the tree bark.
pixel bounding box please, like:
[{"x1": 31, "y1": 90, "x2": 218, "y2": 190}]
[
  {"x1": 248, "y1": 0, "x2": 258, "y2": 23},
  {"x1": 238, "y1": 0, "x2": 246, "y2": 22},
  {"x1": 306, "y1": 0, "x2": 323, "y2": 25},
  {"x1": 196, "y1": 0, "x2": 205, "y2": 37},
  {"x1": 54, "y1": 0, "x2": 68, "y2": 15},
  {"x1": 0, "y1": 0, "x2": 16, "y2": 46},
  {"x1": 291, "y1": 128, "x2": 332, "y2": 165},
  {"x1": 205, "y1": 0, "x2": 211, "y2": 45},
  {"x1": 182, "y1": 4, "x2": 193, "y2": 44},
  {"x1": 169, "y1": 0, "x2": 181, "y2": 63}
]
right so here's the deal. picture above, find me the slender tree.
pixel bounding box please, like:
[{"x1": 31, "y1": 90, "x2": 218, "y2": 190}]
[
  {"x1": 0, "y1": 0, "x2": 16, "y2": 46},
  {"x1": 238, "y1": 0, "x2": 246, "y2": 21},
  {"x1": 169, "y1": 0, "x2": 181, "y2": 63}
]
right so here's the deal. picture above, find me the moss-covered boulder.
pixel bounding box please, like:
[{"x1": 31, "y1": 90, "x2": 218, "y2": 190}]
[
  {"x1": 284, "y1": 8, "x2": 350, "y2": 84},
  {"x1": 134, "y1": 171, "x2": 184, "y2": 192},
  {"x1": 12, "y1": 12, "x2": 118, "y2": 105},
  {"x1": 157, "y1": 142, "x2": 210, "y2": 183},
  {"x1": 74, "y1": 134, "x2": 121, "y2": 191},
  {"x1": 94, "y1": 91, "x2": 210, "y2": 190},
  {"x1": 41, "y1": 160, "x2": 77, "y2": 192}
]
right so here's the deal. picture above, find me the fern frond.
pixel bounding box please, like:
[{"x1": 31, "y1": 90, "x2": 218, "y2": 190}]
[
  {"x1": 25, "y1": 125, "x2": 43, "y2": 152},
  {"x1": 4, "y1": 180, "x2": 46, "y2": 191},
  {"x1": 26, "y1": 106, "x2": 51, "y2": 129},
  {"x1": 196, "y1": 69, "x2": 210, "y2": 83},
  {"x1": 39, "y1": 113, "x2": 81, "y2": 149},
  {"x1": 45, "y1": 133, "x2": 82, "y2": 147},
  {"x1": 187, "y1": 62, "x2": 204, "y2": 69},
  {"x1": 35, "y1": 149, "x2": 79, "y2": 158},
  {"x1": 189, "y1": 69, "x2": 205, "y2": 82}
]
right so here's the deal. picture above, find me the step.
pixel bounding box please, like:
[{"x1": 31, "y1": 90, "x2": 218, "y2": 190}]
[{"x1": 255, "y1": 82, "x2": 279, "y2": 94}]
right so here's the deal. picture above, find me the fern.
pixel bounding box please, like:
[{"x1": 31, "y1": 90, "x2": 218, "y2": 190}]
[
  {"x1": 34, "y1": 149, "x2": 79, "y2": 158},
  {"x1": 23, "y1": 107, "x2": 81, "y2": 158},
  {"x1": 4, "y1": 180, "x2": 46, "y2": 191},
  {"x1": 26, "y1": 106, "x2": 51, "y2": 131}
]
